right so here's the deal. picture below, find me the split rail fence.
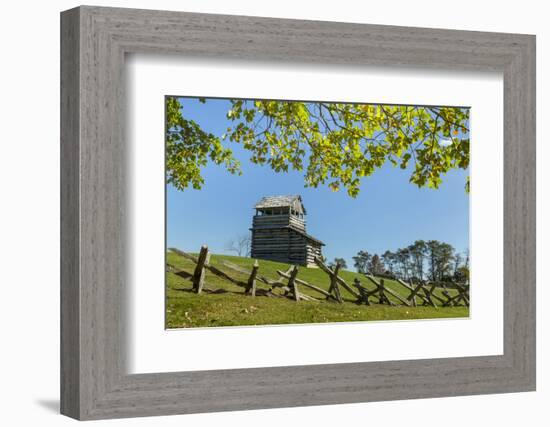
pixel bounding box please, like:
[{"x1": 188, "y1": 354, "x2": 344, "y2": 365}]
[{"x1": 168, "y1": 246, "x2": 469, "y2": 308}]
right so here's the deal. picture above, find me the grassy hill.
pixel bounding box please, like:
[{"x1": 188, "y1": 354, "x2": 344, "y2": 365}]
[{"x1": 166, "y1": 251, "x2": 468, "y2": 328}]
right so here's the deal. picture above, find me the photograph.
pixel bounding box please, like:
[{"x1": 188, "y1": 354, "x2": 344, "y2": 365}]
[
  {"x1": 49, "y1": 2, "x2": 539, "y2": 421},
  {"x1": 165, "y1": 96, "x2": 471, "y2": 328}
]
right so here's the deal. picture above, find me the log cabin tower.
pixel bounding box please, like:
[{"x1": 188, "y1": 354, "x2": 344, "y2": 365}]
[{"x1": 250, "y1": 195, "x2": 324, "y2": 267}]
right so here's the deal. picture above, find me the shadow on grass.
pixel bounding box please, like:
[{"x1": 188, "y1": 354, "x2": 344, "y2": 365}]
[
  {"x1": 172, "y1": 287, "x2": 231, "y2": 294},
  {"x1": 174, "y1": 270, "x2": 192, "y2": 280},
  {"x1": 171, "y1": 285, "x2": 288, "y2": 299}
]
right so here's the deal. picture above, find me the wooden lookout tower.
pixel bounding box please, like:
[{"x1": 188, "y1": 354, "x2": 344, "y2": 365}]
[{"x1": 250, "y1": 195, "x2": 324, "y2": 267}]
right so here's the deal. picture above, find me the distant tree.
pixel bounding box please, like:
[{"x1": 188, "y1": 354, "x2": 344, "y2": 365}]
[
  {"x1": 225, "y1": 234, "x2": 251, "y2": 257},
  {"x1": 453, "y1": 252, "x2": 463, "y2": 276},
  {"x1": 353, "y1": 250, "x2": 372, "y2": 273},
  {"x1": 368, "y1": 254, "x2": 385, "y2": 276},
  {"x1": 329, "y1": 257, "x2": 348, "y2": 270},
  {"x1": 394, "y1": 247, "x2": 412, "y2": 280},
  {"x1": 408, "y1": 240, "x2": 428, "y2": 280},
  {"x1": 437, "y1": 243, "x2": 455, "y2": 280},
  {"x1": 463, "y1": 248, "x2": 470, "y2": 270},
  {"x1": 360, "y1": 241, "x2": 466, "y2": 282},
  {"x1": 381, "y1": 250, "x2": 396, "y2": 275},
  {"x1": 426, "y1": 240, "x2": 440, "y2": 281},
  {"x1": 426, "y1": 240, "x2": 455, "y2": 281}
]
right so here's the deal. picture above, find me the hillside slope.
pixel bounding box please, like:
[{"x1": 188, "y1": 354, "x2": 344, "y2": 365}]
[{"x1": 166, "y1": 251, "x2": 468, "y2": 328}]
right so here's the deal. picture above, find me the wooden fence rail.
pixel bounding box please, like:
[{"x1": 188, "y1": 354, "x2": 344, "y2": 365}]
[
  {"x1": 276, "y1": 269, "x2": 335, "y2": 300},
  {"x1": 167, "y1": 247, "x2": 469, "y2": 308}
]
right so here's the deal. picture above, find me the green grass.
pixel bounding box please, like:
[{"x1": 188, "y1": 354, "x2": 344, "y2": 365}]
[{"x1": 166, "y1": 251, "x2": 469, "y2": 328}]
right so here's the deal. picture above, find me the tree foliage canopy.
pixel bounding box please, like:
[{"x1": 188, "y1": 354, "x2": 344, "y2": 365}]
[
  {"x1": 166, "y1": 97, "x2": 241, "y2": 191},
  {"x1": 166, "y1": 97, "x2": 470, "y2": 197},
  {"x1": 353, "y1": 250, "x2": 372, "y2": 274}
]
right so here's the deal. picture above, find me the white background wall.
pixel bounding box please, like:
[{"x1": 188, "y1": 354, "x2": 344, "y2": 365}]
[{"x1": 0, "y1": 0, "x2": 547, "y2": 425}]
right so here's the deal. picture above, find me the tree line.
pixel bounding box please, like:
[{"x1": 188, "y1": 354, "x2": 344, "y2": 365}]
[{"x1": 330, "y1": 240, "x2": 469, "y2": 283}]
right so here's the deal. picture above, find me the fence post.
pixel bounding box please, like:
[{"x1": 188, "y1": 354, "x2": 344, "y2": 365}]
[
  {"x1": 330, "y1": 264, "x2": 343, "y2": 303},
  {"x1": 408, "y1": 281, "x2": 425, "y2": 306},
  {"x1": 442, "y1": 290, "x2": 451, "y2": 306},
  {"x1": 353, "y1": 278, "x2": 371, "y2": 306},
  {"x1": 288, "y1": 265, "x2": 300, "y2": 301},
  {"x1": 455, "y1": 283, "x2": 470, "y2": 306},
  {"x1": 424, "y1": 284, "x2": 442, "y2": 307},
  {"x1": 247, "y1": 260, "x2": 259, "y2": 296},
  {"x1": 441, "y1": 290, "x2": 458, "y2": 307},
  {"x1": 192, "y1": 245, "x2": 210, "y2": 294}
]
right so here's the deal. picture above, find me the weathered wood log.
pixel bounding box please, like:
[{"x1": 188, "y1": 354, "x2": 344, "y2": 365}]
[
  {"x1": 221, "y1": 260, "x2": 283, "y2": 288},
  {"x1": 314, "y1": 257, "x2": 360, "y2": 299},
  {"x1": 170, "y1": 248, "x2": 247, "y2": 288},
  {"x1": 395, "y1": 278, "x2": 432, "y2": 306},
  {"x1": 266, "y1": 271, "x2": 293, "y2": 289},
  {"x1": 458, "y1": 289, "x2": 470, "y2": 306},
  {"x1": 379, "y1": 279, "x2": 391, "y2": 306},
  {"x1": 192, "y1": 245, "x2": 210, "y2": 294},
  {"x1": 298, "y1": 293, "x2": 320, "y2": 302},
  {"x1": 442, "y1": 290, "x2": 462, "y2": 307},
  {"x1": 384, "y1": 284, "x2": 398, "y2": 306},
  {"x1": 271, "y1": 284, "x2": 291, "y2": 293},
  {"x1": 380, "y1": 279, "x2": 398, "y2": 306},
  {"x1": 442, "y1": 290, "x2": 452, "y2": 306},
  {"x1": 276, "y1": 270, "x2": 334, "y2": 299},
  {"x1": 364, "y1": 275, "x2": 405, "y2": 306},
  {"x1": 169, "y1": 247, "x2": 200, "y2": 264},
  {"x1": 220, "y1": 260, "x2": 249, "y2": 275},
  {"x1": 363, "y1": 275, "x2": 385, "y2": 304},
  {"x1": 454, "y1": 283, "x2": 469, "y2": 293},
  {"x1": 420, "y1": 284, "x2": 438, "y2": 307},
  {"x1": 394, "y1": 278, "x2": 413, "y2": 291},
  {"x1": 407, "y1": 282, "x2": 425, "y2": 304},
  {"x1": 356, "y1": 280, "x2": 381, "y2": 302},
  {"x1": 353, "y1": 278, "x2": 372, "y2": 306},
  {"x1": 395, "y1": 278, "x2": 419, "y2": 306},
  {"x1": 247, "y1": 260, "x2": 259, "y2": 296},
  {"x1": 428, "y1": 292, "x2": 445, "y2": 306},
  {"x1": 205, "y1": 262, "x2": 246, "y2": 287},
  {"x1": 395, "y1": 278, "x2": 461, "y2": 308},
  {"x1": 451, "y1": 286, "x2": 469, "y2": 306},
  {"x1": 454, "y1": 283, "x2": 470, "y2": 306},
  {"x1": 288, "y1": 266, "x2": 300, "y2": 301},
  {"x1": 379, "y1": 279, "x2": 411, "y2": 307},
  {"x1": 450, "y1": 293, "x2": 463, "y2": 306},
  {"x1": 335, "y1": 277, "x2": 359, "y2": 299},
  {"x1": 457, "y1": 293, "x2": 470, "y2": 306},
  {"x1": 330, "y1": 263, "x2": 343, "y2": 303}
]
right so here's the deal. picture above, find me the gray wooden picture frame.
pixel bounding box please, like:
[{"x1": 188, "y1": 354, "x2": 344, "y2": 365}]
[{"x1": 60, "y1": 5, "x2": 536, "y2": 421}]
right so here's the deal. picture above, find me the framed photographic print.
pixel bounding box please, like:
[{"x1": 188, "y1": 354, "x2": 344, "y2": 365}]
[
  {"x1": 61, "y1": 5, "x2": 536, "y2": 420},
  {"x1": 164, "y1": 96, "x2": 472, "y2": 330}
]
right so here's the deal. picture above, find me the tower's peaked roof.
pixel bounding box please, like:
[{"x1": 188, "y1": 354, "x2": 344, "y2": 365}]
[
  {"x1": 254, "y1": 195, "x2": 300, "y2": 208},
  {"x1": 254, "y1": 195, "x2": 305, "y2": 214}
]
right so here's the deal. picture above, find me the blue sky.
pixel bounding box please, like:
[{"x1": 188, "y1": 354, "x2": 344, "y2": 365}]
[{"x1": 167, "y1": 98, "x2": 469, "y2": 268}]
